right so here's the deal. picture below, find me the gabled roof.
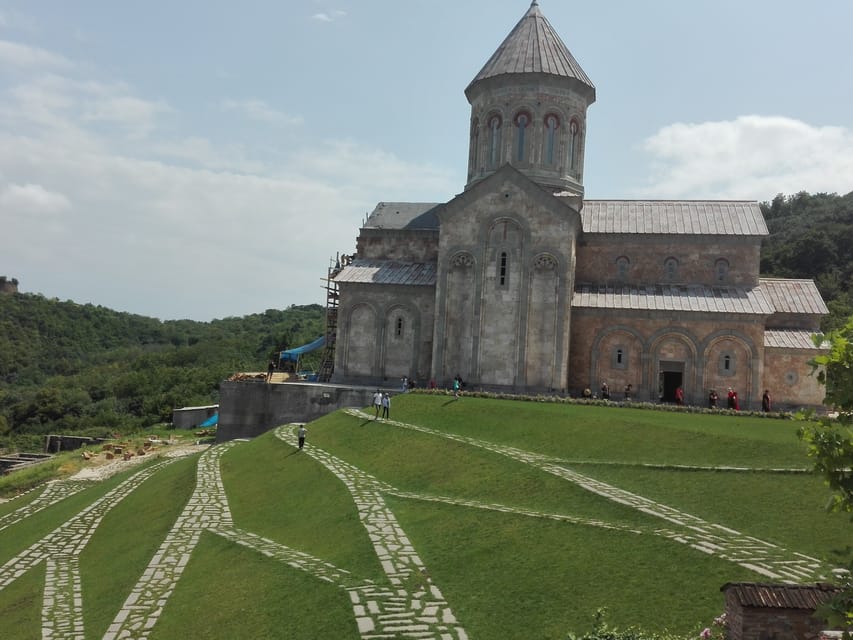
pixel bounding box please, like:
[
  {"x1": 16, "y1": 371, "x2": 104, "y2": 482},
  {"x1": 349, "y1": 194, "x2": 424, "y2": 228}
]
[
  {"x1": 764, "y1": 329, "x2": 827, "y2": 350},
  {"x1": 572, "y1": 284, "x2": 775, "y2": 314},
  {"x1": 721, "y1": 582, "x2": 840, "y2": 610},
  {"x1": 581, "y1": 200, "x2": 768, "y2": 236},
  {"x1": 760, "y1": 278, "x2": 829, "y2": 315},
  {"x1": 467, "y1": 1, "x2": 594, "y2": 98},
  {"x1": 333, "y1": 260, "x2": 437, "y2": 286},
  {"x1": 363, "y1": 202, "x2": 441, "y2": 231}
]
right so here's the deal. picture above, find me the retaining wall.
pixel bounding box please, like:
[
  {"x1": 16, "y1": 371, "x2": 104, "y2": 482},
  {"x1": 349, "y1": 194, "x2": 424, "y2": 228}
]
[{"x1": 217, "y1": 381, "x2": 384, "y2": 442}]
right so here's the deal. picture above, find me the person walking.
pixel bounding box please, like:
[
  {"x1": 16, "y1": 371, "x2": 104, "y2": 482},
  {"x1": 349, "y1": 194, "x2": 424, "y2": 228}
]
[
  {"x1": 600, "y1": 381, "x2": 610, "y2": 400},
  {"x1": 266, "y1": 359, "x2": 275, "y2": 383},
  {"x1": 381, "y1": 392, "x2": 390, "y2": 419},
  {"x1": 453, "y1": 377, "x2": 461, "y2": 399},
  {"x1": 762, "y1": 389, "x2": 771, "y2": 412},
  {"x1": 297, "y1": 425, "x2": 307, "y2": 450},
  {"x1": 372, "y1": 390, "x2": 382, "y2": 420}
]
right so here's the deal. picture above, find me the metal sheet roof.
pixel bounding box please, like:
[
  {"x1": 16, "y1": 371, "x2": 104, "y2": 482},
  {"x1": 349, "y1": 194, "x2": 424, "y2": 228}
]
[
  {"x1": 333, "y1": 260, "x2": 437, "y2": 286},
  {"x1": 468, "y1": 1, "x2": 594, "y2": 93},
  {"x1": 760, "y1": 278, "x2": 829, "y2": 315},
  {"x1": 363, "y1": 202, "x2": 441, "y2": 230},
  {"x1": 764, "y1": 329, "x2": 826, "y2": 350},
  {"x1": 581, "y1": 201, "x2": 768, "y2": 235},
  {"x1": 722, "y1": 583, "x2": 840, "y2": 610},
  {"x1": 572, "y1": 284, "x2": 775, "y2": 314}
]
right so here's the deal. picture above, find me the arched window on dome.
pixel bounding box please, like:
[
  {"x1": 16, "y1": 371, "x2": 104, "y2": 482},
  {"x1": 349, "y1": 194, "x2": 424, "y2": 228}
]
[
  {"x1": 569, "y1": 119, "x2": 580, "y2": 171},
  {"x1": 488, "y1": 115, "x2": 502, "y2": 168},
  {"x1": 514, "y1": 111, "x2": 531, "y2": 162},
  {"x1": 544, "y1": 114, "x2": 559, "y2": 165}
]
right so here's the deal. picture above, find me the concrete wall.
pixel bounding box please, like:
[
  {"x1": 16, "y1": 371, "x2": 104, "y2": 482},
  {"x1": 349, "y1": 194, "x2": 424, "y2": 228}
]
[{"x1": 217, "y1": 381, "x2": 382, "y2": 442}]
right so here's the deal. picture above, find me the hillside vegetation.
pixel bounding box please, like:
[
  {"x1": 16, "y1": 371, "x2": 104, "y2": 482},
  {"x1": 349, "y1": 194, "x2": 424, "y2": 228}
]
[
  {"x1": 760, "y1": 190, "x2": 853, "y2": 331},
  {"x1": 0, "y1": 295, "x2": 323, "y2": 451}
]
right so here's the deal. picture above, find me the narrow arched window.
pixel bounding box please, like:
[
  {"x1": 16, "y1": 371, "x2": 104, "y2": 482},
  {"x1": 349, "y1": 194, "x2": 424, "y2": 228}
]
[
  {"x1": 616, "y1": 256, "x2": 630, "y2": 281},
  {"x1": 499, "y1": 251, "x2": 508, "y2": 286},
  {"x1": 395, "y1": 317, "x2": 404, "y2": 338},
  {"x1": 545, "y1": 114, "x2": 559, "y2": 165},
  {"x1": 616, "y1": 349, "x2": 623, "y2": 364},
  {"x1": 715, "y1": 258, "x2": 729, "y2": 282},
  {"x1": 664, "y1": 257, "x2": 679, "y2": 281},
  {"x1": 514, "y1": 112, "x2": 530, "y2": 162},
  {"x1": 471, "y1": 119, "x2": 480, "y2": 171},
  {"x1": 488, "y1": 115, "x2": 502, "y2": 167},
  {"x1": 723, "y1": 355, "x2": 731, "y2": 371},
  {"x1": 569, "y1": 120, "x2": 579, "y2": 170}
]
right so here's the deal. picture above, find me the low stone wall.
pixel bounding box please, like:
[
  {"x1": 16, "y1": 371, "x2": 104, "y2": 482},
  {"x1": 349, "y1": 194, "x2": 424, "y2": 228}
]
[{"x1": 217, "y1": 381, "x2": 386, "y2": 442}]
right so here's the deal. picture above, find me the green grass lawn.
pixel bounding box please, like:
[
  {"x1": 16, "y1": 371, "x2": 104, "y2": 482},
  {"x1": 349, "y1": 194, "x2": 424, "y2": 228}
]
[{"x1": 0, "y1": 394, "x2": 848, "y2": 639}]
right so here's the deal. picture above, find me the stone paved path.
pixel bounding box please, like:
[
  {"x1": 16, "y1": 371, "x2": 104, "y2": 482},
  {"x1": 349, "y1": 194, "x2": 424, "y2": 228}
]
[
  {"x1": 275, "y1": 425, "x2": 468, "y2": 640},
  {"x1": 0, "y1": 459, "x2": 177, "y2": 640},
  {"x1": 0, "y1": 408, "x2": 839, "y2": 639},
  {"x1": 0, "y1": 480, "x2": 92, "y2": 534},
  {"x1": 346, "y1": 409, "x2": 834, "y2": 583}
]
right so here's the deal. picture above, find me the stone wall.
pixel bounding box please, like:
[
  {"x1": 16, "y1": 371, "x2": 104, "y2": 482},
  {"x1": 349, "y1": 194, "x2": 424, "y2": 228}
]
[
  {"x1": 569, "y1": 310, "x2": 765, "y2": 407},
  {"x1": 432, "y1": 167, "x2": 579, "y2": 390},
  {"x1": 357, "y1": 229, "x2": 439, "y2": 262},
  {"x1": 333, "y1": 283, "x2": 436, "y2": 386},
  {"x1": 575, "y1": 234, "x2": 760, "y2": 287},
  {"x1": 217, "y1": 380, "x2": 380, "y2": 442},
  {"x1": 763, "y1": 348, "x2": 826, "y2": 409}
]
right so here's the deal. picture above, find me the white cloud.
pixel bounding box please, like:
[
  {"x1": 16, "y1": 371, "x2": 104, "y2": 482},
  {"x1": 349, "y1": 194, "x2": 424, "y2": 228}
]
[
  {"x1": 0, "y1": 182, "x2": 71, "y2": 215},
  {"x1": 83, "y1": 95, "x2": 171, "y2": 138},
  {"x1": 221, "y1": 99, "x2": 303, "y2": 127},
  {"x1": 0, "y1": 39, "x2": 72, "y2": 69},
  {"x1": 311, "y1": 10, "x2": 346, "y2": 23},
  {"x1": 640, "y1": 115, "x2": 853, "y2": 199}
]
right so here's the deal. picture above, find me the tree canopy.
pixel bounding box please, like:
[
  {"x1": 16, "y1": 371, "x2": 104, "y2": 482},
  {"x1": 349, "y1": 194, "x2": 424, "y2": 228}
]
[{"x1": 0, "y1": 293, "x2": 323, "y2": 450}]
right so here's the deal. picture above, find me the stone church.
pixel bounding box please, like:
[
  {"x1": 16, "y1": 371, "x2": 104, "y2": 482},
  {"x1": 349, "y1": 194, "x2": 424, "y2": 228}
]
[{"x1": 329, "y1": 1, "x2": 827, "y2": 410}]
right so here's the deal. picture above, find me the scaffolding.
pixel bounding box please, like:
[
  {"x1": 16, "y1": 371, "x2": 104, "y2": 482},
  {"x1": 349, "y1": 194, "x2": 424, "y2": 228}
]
[{"x1": 318, "y1": 252, "x2": 350, "y2": 382}]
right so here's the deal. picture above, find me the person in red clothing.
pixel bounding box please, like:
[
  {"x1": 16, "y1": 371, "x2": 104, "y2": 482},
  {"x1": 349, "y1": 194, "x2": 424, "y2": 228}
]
[{"x1": 675, "y1": 386, "x2": 684, "y2": 405}]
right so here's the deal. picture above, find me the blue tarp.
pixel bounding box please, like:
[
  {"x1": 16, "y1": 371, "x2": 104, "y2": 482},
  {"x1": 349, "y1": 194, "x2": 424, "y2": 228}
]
[
  {"x1": 279, "y1": 336, "x2": 325, "y2": 362},
  {"x1": 198, "y1": 413, "x2": 218, "y2": 427}
]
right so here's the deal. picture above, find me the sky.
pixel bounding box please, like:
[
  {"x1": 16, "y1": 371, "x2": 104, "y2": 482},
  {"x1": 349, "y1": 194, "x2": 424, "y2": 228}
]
[{"x1": 1, "y1": 1, "x2": 852, "y2": 322}]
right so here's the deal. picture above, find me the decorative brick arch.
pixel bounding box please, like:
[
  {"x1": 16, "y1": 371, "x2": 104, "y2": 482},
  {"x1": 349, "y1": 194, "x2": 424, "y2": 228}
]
[
  {"x1": 589, "y1": 326, "x2": 645, "y2": 393},
  {"x1": 341, "y1": 302, "x2": 379, "y2": 379},
  {"x1": 381, "y1": 303, "x2": 421, "y2": 380},
  {"x1": 701, "y1": 330, "x2": 758, "y2": 407},
  {"x1": 646, "y1": 328, "x2": 700, "y2": 404}
]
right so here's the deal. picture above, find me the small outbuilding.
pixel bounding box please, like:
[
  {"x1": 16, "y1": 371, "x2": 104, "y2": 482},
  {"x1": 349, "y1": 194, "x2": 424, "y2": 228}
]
[
  {"x1": 171, "y1": 404, "x2": 219, "y2": 429},
  {"x1": 721, "y1": 582, "x2": 842, "y2": 640}
]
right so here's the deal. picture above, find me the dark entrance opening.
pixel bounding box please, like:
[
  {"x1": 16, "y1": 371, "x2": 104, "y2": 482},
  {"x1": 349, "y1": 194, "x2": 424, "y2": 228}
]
[{"x1": 658, "y1": 361, "x2": 684, "y2": 403}]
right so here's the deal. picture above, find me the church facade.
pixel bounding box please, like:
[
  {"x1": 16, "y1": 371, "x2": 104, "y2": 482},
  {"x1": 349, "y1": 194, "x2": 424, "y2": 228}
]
[{"x1": 329, "y1": 1, "x2": 827, "y2": 410}]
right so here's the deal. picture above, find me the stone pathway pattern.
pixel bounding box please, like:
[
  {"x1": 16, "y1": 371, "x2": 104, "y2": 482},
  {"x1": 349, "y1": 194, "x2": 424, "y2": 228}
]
[{"x1": 0, "y1": 410, "x2": 840, "y2": 640}]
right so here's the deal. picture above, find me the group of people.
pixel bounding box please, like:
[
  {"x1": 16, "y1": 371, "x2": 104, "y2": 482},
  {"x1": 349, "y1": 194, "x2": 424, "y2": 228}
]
[
  {"x1": 591, "y1": 382, "x2": 632, "y2": 400},
  {"x1": 372, "y1": 390, "x2": 392, "y2": 419},
  {"x1": 708, "y1": 387, "x2": 741, "y2": 410}
]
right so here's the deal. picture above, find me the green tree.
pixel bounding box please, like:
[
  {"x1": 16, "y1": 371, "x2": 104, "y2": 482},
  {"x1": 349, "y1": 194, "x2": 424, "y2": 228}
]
[{"x1": 799, "y1": 316, "x2": 853, "y2": 632}]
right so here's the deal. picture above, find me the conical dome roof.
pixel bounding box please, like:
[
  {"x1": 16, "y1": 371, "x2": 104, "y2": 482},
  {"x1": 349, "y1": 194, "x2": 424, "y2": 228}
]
[{"x1": 466, "y1": 1, "x2": 595, "y2": 100}]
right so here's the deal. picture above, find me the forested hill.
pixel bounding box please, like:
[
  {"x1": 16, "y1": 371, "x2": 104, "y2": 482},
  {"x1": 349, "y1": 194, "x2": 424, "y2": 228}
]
[
  {"x1": 0, "y1": 295, "x2": 323, "y2": 449},
  {"x1": 760, "y1": 190, "x2": 853, "y2": 331}
]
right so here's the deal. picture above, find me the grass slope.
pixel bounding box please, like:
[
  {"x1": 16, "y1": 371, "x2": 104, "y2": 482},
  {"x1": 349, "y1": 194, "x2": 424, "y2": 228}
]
[{"x1": 0, "y1": 394, "x2": 848, "y2": 639}]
